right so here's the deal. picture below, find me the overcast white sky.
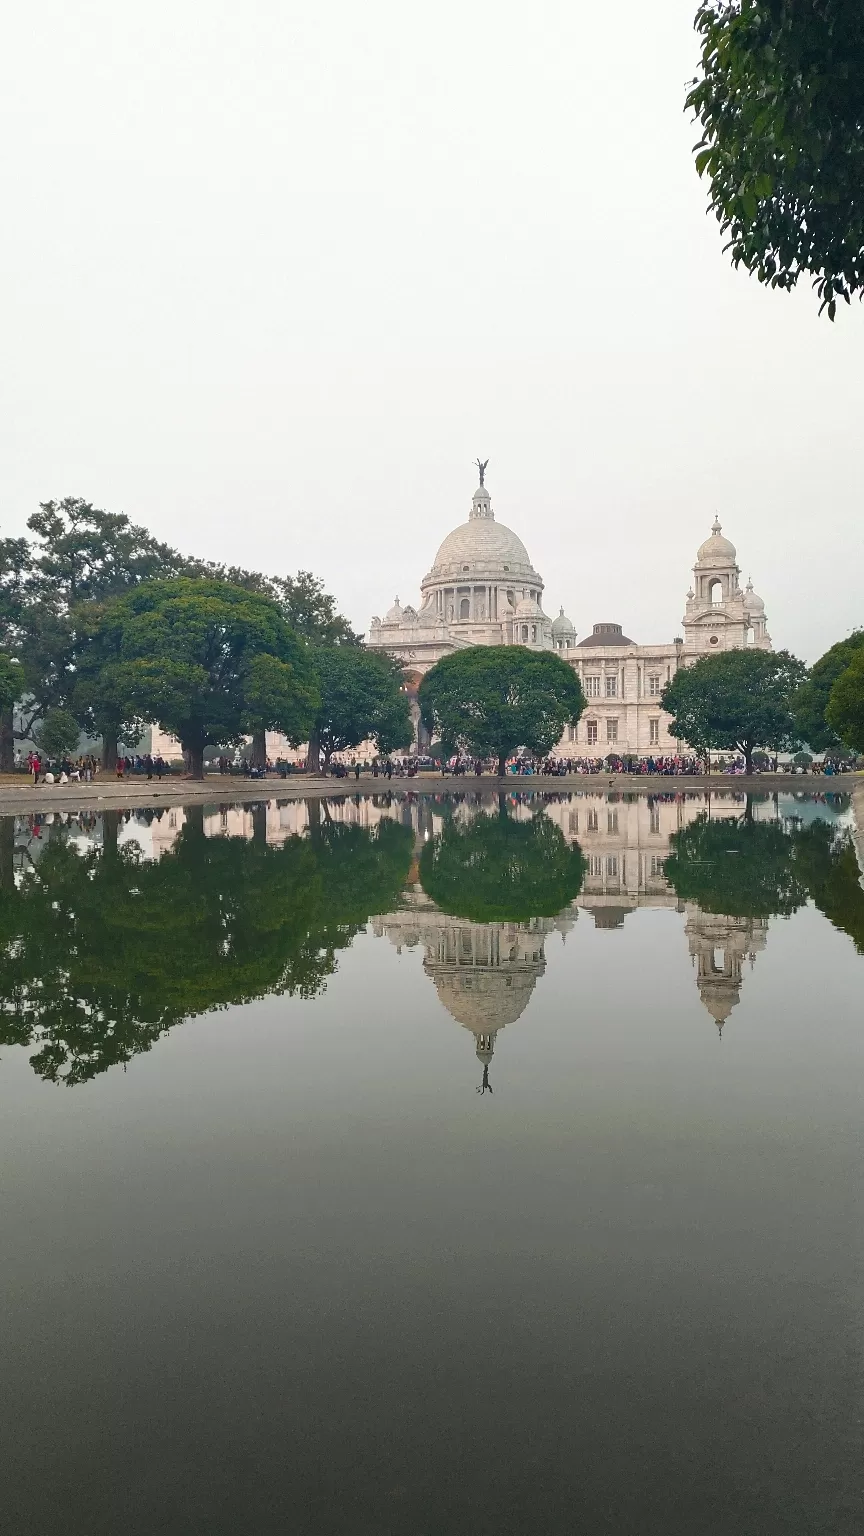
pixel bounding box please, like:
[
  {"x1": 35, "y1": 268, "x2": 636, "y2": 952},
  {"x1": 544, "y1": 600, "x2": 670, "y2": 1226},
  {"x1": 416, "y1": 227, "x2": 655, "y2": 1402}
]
[{"x1": 1, "y1": 0, "x2": 861, "y2": 661}]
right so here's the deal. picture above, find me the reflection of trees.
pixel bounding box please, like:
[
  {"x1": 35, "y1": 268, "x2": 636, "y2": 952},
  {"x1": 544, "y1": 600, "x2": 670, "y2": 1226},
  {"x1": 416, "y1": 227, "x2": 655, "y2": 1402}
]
[
  {"x1": 0, "y1": 811, "x2": 412, "y2": 1085},
  {"x1": 419, "y1": 805, "x2": 585, "y2": 922},
  {"x1": 663, "y1": 814, "x2": 809, "y2": 917},
  {"x1": 664, "y1": 810, "x2": 864, "y2": 943}
]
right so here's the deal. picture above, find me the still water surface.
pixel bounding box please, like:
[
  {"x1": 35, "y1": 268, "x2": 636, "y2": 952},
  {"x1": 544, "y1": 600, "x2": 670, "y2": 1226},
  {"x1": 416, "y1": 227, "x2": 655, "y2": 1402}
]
[{"x1": 1, "y1": 789, "x2": 863, "y2": 1534}]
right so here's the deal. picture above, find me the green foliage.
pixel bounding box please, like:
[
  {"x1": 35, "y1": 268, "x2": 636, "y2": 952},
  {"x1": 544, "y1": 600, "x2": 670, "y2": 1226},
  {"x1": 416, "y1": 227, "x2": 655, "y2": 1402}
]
[
  {"x1": 663, "y1": 809, "x2": 810, "y2": 917},
  {"x1": 664, "y1": 808, "x2": 864, "y2": 951},
  {"x1": 825, "y1": 648, "x2": 864, "y2": 753},
  {"x1": 793, "y1": 631, "x2": 864, "y2": 751},
  {"x1": 419, "y1": 804, "x2": 586, "y2": 922},
  {"x1": 308, "y1": 646, "x2": 411, "y2": 766},
  {"x1": 687, "y1": 1, "x2": 864, "y2": 317},
  {"x1": 0, "y1": 653, "x2": 23, "y2": 711},
  {"x1": 33, "y1": 709, "x2": 81, "y2": 759},
  {"x1": 661, "y1": 649, "x2": 806, "y2": 770},
  {"x1": 0, "y1": 811, "x2": 413, "y2": 1085},
  {"x1": 273, "y1": 571, "x2": 362, "y2": 647},
  {"x1": 419, "y1": 647, "x2": 586, "y2": 773},
  {"x1": 89, "y1": 579, "x2": 319, "y2": 774},
  {"x1": 792, "y1": 751, "x2": 813, "y2": 768}
]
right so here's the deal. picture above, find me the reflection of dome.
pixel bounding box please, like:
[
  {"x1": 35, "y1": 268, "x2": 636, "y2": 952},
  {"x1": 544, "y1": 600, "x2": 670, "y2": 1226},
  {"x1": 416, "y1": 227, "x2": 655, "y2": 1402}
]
[
  {"x1": 697, "y1": 516, "x2": 737, "y2": 566},
  {"x1": 432, "y1": 968, "x2": 539, "y2": 1031},
  {"x1": 552, "y1": 607, "x2": 576, "y2": 636}
]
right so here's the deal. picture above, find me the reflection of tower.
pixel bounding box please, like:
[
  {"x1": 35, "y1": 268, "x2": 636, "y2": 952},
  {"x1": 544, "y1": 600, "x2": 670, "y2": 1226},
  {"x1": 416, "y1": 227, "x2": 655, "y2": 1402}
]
[
  {"x1": 685, "y1": 906, "x2": 768, "y2": 1034},
  {"x1": 372, "y1": 897, "x2": 574, "y2": 1083}
]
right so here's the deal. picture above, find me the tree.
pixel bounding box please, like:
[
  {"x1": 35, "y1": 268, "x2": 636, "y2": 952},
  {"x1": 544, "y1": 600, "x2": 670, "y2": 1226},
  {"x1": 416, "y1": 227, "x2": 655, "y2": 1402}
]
[
  {"x1": 661, "y1": 649, "x2": 806, "y2": 773},
  {"x1": 0, "y1": 810, "x2": 413, "y2": 1085},
  {"x1": 793, "y1": 632, "x2": 864, "y2": 751},
  {"x1": 419, "y1": 647, "x2": 586, "y2": 776},
  {"x1": 33, "y1": 709, "x2": 81, "y2": 760},
  {"x1": 5, "y1": 499, "x2": 191, "y2": 769},
  {"x1": 420, "y1": 803, "x2": 585, "y2": 922},
  {"x1": 687, "y1": 1, "x2": 864, "y2": 318},
  {"x1": 663, "y1": 807, "x2": 810, "y2": 917},
  {"x1": 825, "y1": 648, "x2": 864, "y2": 753},
  {"x1": 0, "y1": 653, "x2": 24, "y2": 769},
  {"x1": 306, "y1": 647, "x2": 412, "y2": 771},
  {"x1": 89, "y1": 579, "x2": 319, "y2": 778},
  {"x1": 274, "y1": 571, "x2": 361, "y2": 648}
]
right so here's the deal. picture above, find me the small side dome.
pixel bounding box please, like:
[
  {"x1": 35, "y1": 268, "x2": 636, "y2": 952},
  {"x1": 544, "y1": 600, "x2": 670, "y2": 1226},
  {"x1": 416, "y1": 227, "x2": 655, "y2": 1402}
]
[
  {"x1": 744, "y1": 579, "x2": 765, "y2": 613},
  {"x1": 514, "y1": 596, "x2": 540, "y2": 617},
  {"x1": 552, "y1": 606, "x2": 576, "y2": 636},
  {"x1": 384, "y1": 597, "x2": 403, "y2": 624},
  {"x1": 697, "y1": 516, "x2": 737, "y2": 565}
]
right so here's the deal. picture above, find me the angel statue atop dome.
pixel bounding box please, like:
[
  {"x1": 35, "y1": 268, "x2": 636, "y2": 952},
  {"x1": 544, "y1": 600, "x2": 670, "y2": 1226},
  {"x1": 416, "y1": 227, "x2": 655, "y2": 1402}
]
[{"x1": 474, "y1": 457, "x2": 489, "y2": 486}]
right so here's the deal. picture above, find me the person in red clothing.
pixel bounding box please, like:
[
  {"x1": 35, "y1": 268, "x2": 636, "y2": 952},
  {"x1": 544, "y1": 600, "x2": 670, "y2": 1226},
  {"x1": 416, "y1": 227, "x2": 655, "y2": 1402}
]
[{"x1": 31, "y1": 754, "x2": 41, "y2": 785}]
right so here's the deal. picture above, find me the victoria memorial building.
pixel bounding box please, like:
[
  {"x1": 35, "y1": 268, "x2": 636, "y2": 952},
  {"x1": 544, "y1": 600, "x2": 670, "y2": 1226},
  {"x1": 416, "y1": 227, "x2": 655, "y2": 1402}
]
[{"x1": 367, "y1": 470, "x2": 772, "y2": 756}]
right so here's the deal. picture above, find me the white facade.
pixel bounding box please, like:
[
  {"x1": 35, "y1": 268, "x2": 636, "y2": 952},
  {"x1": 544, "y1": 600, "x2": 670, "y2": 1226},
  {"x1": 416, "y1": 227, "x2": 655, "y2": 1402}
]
[{"x1": 368, "y1": 474, "x2": 773, "y2": 756}]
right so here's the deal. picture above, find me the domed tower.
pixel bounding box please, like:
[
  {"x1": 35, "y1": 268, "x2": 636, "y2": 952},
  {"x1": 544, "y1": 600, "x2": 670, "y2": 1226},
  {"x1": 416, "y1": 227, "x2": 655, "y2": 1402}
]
[
  {"x1": 744, "y1": 579, "x2": 772, "y2": 650},
  {"x1": 552, "y1": 607, "x2": 577, "y2": 652},
  {"x1": 682, "y1": 517, "x2": 772, "y2": 657}
]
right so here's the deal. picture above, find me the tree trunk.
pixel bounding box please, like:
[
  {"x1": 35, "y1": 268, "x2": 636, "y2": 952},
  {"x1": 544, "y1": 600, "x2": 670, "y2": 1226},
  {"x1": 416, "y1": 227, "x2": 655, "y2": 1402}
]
[
  {"x1": 186, "y1": 803, "x2": 205, "y2": 837},
  {"x1": 102, "y1": 809, "x2": 120, "y2": 860},
  {"x1": 0, "y1": 816, "x2": 14, "y2": 890},
  {"x1": 497, "y1": 751, "x2": 507, "y2": 778},
  {"x1": 252, "y1": 802, "x2": 267, "y2": 846},
  {"x1": 743, "y1": 746, "x2": 753, "y2": 775},
  {"x1": 307, "y1": 729, "x2": 322, "y2": 774},
  {"x1": 186, "y1": 744, "x2": 205, "y2": 780},
  {"x1": 0, "y1": 705, "x2": 14, "y2": 773},
  {"x1": 102, "y1": 735, "x2": 118, "y2": 772},
  {"x1": 251, "y1": 728, "x2": 267, "y2": 769}
]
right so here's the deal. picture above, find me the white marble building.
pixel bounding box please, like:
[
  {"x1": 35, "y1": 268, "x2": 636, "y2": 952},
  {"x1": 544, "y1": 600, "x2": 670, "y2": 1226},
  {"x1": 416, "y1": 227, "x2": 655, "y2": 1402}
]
[{"x1": 367, "y1": 473, "x2": 772, "y2": 757}]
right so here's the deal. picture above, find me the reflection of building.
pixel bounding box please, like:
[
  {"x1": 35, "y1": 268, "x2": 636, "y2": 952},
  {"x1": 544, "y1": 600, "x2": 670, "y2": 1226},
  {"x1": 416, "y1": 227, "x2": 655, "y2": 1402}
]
[
  {"x1": 685, "y1": 909, "x2": 768, "y2": 1035},
  {"x1": 367, "y1": 471, "x2": 773, "y2": 754},
  {"x1": 372, "y1": 896, "x2": 573, "y2": 1085}
]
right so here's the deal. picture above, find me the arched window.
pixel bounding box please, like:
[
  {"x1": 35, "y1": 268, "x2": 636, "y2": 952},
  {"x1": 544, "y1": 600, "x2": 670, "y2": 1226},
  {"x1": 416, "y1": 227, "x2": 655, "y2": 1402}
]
[
  {"x1": 521, "y1": 624, "x2": 529, "y2": 642},
  {"x1": 531, "y1": 625, "x2": 537, "y2": 641},
  {"x1": 709, "y1": 578, "x2": 723, "y2": 605},
  {"x1": 460, "y1": 597, "x2": 470, "y2": 619}
]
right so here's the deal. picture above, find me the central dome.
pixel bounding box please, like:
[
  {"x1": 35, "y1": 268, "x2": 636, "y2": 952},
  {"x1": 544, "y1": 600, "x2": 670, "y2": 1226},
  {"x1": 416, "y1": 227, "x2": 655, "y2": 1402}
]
[
  {"x1": 426, "y1": 480, "x2": 537, "y2": 580},
  {"x1": 430, "y1": 519, "x2": 533, "y2": 574}
]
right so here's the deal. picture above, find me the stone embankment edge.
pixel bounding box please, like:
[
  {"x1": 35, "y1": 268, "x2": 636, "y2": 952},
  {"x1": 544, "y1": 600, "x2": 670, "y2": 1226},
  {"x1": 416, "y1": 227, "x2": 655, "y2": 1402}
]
[{"x1": 0, "y1": 771, "x2": 860, "y2": 818}]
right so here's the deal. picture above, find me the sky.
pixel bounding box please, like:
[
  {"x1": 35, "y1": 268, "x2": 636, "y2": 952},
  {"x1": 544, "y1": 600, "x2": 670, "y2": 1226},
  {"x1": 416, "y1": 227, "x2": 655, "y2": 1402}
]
[{"x1": 1, "y1": 0, "x2": 861, "y2": 663}]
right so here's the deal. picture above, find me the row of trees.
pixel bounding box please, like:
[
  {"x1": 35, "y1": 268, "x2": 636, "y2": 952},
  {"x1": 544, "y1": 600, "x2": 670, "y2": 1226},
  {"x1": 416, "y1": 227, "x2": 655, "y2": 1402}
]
[
  {"x1": 661, "y1": 640, "x2": 864, "y2": 772},
  {"x1": 413, "y1": 637, "x2": 864, "y2": 776},
  {"x1": 0, "y1": 498, "x2": 411, "y2": 777}
]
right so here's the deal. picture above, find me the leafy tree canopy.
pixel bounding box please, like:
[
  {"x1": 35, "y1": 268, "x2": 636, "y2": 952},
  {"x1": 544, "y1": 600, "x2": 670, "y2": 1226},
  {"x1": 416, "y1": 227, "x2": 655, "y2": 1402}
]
[
  {"x1": 90, "y1": 579, "x2": 319, "y2": 776},
  {"x1": 687, "y1": 0, "x2": 864, "y2": 317},
  {"x1": 825, "y1": 647, "x2": 864, "y2": 753},
  {"x1": 663, "y1": 808, "x2": 810, "y2": 917},
  {"x1": 661, "y1": 648, "x2": 806, "y2": 772},
  {"x1": 0, "y1": 654, "x2": 23, "y2": 712},
  {"x1": 0, "y1": 810, "x2": 412, "y2": 1085},
  {"x1": 419, "y1": 804, "x2": 586, "y2": 922},
  {"x1": 33, "y1": 709, "x2": 81, "y2": 760},
  {"x1": 308, "y1": 646, "x2": 412, "y2": 768},
  {"x1": 792, "y1": 631, "x2": 864, "y2": 751},
  {"x1": 419, "y1": 647, "x2": 586, "y2": 775},
  {"x1": 664, "y1": 806, "x2": 864, "y2": 949}
]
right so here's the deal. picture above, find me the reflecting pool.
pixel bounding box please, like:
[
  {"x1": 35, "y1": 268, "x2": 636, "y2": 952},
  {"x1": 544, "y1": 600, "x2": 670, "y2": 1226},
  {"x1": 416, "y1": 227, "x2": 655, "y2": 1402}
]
[{"x1": 2, "y1": 789, "x2": 863, "y2": 1534}]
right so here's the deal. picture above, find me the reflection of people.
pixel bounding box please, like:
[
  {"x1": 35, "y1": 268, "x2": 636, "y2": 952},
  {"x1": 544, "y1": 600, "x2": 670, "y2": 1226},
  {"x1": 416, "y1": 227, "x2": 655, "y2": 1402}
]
[{"x1": 476, "y1": 1064, "x2": 492, "y2": 1095}]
